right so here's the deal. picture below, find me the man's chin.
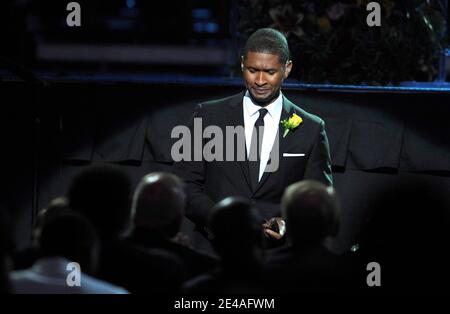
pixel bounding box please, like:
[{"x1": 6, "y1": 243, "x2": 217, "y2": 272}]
[{"x1": 249, "y1": 93, "x2": 271, "y2": 105}]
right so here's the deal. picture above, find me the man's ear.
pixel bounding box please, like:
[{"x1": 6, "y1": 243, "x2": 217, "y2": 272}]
[{"x1": 284, "y1": 60, "x2": 293, "y2": 79}]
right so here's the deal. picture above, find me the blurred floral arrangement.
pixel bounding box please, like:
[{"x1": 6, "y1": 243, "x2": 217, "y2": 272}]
[{"x1": 236, "y1": 0, "x2": 447, "y2": 85}]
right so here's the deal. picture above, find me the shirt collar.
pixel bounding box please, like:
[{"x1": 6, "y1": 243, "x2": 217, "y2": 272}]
[{"x1": 244, "y1": 90, "x2": 283, "y2": 119}]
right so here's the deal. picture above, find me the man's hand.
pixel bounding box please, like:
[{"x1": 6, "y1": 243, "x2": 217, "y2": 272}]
[{"x1": 262, "y1": 217, "x2": 286, "y2": 240}]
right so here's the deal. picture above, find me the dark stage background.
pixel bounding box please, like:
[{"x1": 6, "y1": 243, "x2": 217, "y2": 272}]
[{"x1": 1, "y1": 80, "x2": 449, "y2": 252}]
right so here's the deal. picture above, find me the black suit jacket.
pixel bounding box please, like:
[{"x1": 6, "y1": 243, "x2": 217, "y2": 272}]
[{"x1": 175, "y1": 91, "x2": 332, "y2": 229}]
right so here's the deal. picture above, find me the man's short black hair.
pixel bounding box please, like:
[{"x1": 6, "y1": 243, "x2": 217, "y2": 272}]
[{"x1": 242, "y1": 28, "x2": 290, "y2": 64}]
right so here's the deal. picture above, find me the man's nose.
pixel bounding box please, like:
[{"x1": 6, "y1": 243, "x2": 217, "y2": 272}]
[{"x1": 255, "y1": 72, "x2": 267, "y2": 86}]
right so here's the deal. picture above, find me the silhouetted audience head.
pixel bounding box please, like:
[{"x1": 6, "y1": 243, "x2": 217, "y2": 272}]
[
  {"x1": 209, "y1": 197, "x2": 264, "y2": 269},
  {"x1": 32, "y1": 197, "x2": 70, "y2": 246},
  {"x1": 38, "y1": 211, "x2": 100, "y2": 275},
  {"x1": 131, "y1": 172, "x2": 185, "y2": 238},
  {"x1": 69, "y1": 164, "x2": 131, "y2": 240},
  {"x1": 281, "y1": 180, "x2": 340, "y2": 249}
]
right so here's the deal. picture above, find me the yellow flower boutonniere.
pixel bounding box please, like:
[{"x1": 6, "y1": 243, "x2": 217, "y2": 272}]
[{"x1": 280, "y1": 113, "x2": 302, "y2": 138}]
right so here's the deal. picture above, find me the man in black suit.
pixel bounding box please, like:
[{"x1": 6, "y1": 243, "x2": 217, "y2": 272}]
[{"x1": 175, "y1": 28, "x2": 332, "y2": 245}]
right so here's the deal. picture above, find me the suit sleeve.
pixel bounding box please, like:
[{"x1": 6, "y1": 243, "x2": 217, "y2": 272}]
[
  {"x1": 173, "y1": 104, "x2": 215, "y2": 229},
  {"x1": 303, "y1": 120, "x2": 333, "y2": 186}
]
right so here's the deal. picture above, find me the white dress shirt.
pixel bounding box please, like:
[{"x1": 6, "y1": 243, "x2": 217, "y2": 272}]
[
  {"x1": 10, "y1": 257, "x2": 128, "y2": 294},
  {"x1": 243, "y1": 91, "x2": 283, "y2": 181}
]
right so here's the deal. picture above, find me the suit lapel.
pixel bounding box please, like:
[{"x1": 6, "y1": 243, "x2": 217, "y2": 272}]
[
  {"x1": 253, "y1": 96, "x2": 295, "y2": 195},
  {"x1": 278, "y1": 96, "x2": 297, "y2": 156},
  {"x1": 226, "y1": 92, "x2": 252, "y2": 191}
]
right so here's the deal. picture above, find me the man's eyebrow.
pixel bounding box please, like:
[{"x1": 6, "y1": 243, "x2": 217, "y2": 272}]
[
  {"x1": 262, "y1": 68, "x2": 278, "y2": 73},
  {"x1": 246, "y1": 66, "x2": 278, "y2": 71}
]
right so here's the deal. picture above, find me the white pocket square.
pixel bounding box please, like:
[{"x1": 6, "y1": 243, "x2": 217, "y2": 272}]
[{"x1": 283, "y1": 153, "x2": 305, "y2": 157}]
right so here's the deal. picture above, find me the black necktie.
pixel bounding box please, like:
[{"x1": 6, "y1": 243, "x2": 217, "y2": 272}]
[{"x1": 249, "y1": 108, "x2": 268, "y2": 190}]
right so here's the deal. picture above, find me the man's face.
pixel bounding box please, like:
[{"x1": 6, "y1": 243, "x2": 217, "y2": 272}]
[{"x1": 242, "y1": 52, "x2": 292, "y2": 105}]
